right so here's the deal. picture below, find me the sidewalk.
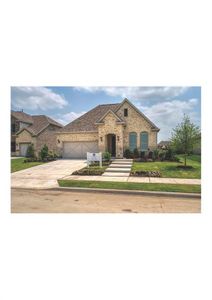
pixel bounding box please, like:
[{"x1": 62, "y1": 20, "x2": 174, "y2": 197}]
[{"x1": 62, "y1": 175, "x2": 201, "y2": 185}]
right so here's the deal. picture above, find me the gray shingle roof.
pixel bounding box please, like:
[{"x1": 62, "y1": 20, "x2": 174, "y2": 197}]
[
  {"x1": 11, "y1": 111, "x2": 33, "y2": 124},
  {"x1": 61, "y1": 103, "x2": 120, "y2": 132},
  {"x1": 16, "y1": 115, "x2": 63, "y2": 136},
  {"x1": 60, "y1": 100, "x2": 160, "y2": 132}
]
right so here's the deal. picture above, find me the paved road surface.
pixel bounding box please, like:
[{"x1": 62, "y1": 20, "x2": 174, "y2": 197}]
[{"x1": 11, "y1": 188, "x2": 201, "y2": 213}]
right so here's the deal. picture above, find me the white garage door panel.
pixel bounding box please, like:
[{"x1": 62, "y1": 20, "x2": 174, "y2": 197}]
[
  {"x1": 20, "y1": 143, "x2": 30, "y2": 157},
  {"x1": 63, "y1": 141, "x2": 99, "y2": 158}
]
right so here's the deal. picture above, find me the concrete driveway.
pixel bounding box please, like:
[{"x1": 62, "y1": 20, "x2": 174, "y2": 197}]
[{"x1": 11, "y1": 159, "x2": 86, "y2": 189}]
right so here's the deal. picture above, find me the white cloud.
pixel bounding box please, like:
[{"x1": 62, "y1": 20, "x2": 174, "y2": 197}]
[
  {"x1": 75, "y1": 86, "x2": 189, "y2": 101},
  {"x1": 137, "y1": 98, "x2": 200, "y2": 141},
  {"x1": 11, "y1": 87, "x2": 68, "y2": 110},
  {"x1": 56, "y1": 111, "x2": 86, "y2": 125}
]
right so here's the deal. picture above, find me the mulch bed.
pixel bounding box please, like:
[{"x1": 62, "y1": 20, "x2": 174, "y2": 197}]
[{"x1": 130, "y1": 171, "x2": 161, "y2": 177}]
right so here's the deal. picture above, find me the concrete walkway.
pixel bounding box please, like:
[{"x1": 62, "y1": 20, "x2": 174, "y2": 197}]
[
  {"x1": 102, "y1": 159, "x2": 133, "y2": 177},
  {"x1": 11, "y1": 159, "x2": 86, "y2": 188},
  {"x1": 62, "y1": 174, "x2": 201, "y2": 185}
]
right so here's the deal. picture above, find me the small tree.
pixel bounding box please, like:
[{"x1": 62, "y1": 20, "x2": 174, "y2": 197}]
[
  {"x1": 26, "y1": 144, "x2": 35, "y2": 158},
  {"x1": 171, "y1": 115, "x2": 200, "y2": 166},
  {"x1": 40, "y1": 144, "x2": 49, "y2": 161}
]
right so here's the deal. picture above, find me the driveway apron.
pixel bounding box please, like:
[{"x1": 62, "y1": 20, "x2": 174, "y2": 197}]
[{"x1": 11, "y1": 159, "x2": 86, "y2": 189}]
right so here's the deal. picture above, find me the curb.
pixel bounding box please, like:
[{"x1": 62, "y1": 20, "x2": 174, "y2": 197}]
[{"x1": 50, "y1": 186, "x2": 201, "y2": 199}]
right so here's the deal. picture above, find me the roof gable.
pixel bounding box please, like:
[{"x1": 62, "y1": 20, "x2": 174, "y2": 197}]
[
  {"x1": 60, "y1": 103, "x2": 120, "y2": 132},
  {"x1": 95, "y1": 109, "x2": 125, "y2": 124},
  {"x1": 16, "y1": 115, "x2": 63, "y2": 136},
  {"x1": 116, "y1": 98, "x2": 160, "y2": 131}
]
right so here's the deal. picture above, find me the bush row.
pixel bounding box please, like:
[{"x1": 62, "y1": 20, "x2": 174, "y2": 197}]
[
  {"x1": 24, "y1": 144, "x2": 59, "y2": 163},
  {"x1": 131, "y1": 171, "x2": 161, "y2": 177},
  {"x1": 72, "y1": 167, "x2": 105, "y2": 176},
  {"x1": 124, "y1": 147, "x2": 180, "y2": 162}
]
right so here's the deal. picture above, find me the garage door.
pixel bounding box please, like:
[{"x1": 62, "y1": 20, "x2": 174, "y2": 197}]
[
  {"x1": 63, "y1": 141, "x2": 99, "y2": 158},
  {"x1": 19, "y1": 143, "x2": 30, "y2": 157}
]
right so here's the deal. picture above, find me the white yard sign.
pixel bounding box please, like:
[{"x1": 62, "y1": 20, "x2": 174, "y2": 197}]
[{"x1": 87, "y1": 152, "x2": 102, "y2": 167}]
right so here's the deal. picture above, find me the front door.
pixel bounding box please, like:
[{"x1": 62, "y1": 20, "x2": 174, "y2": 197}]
[
  {"x1": 107, "y1": 134, "x2": 116, "y2": 157},
  {"x1": 111, "y1": 135, "x2": 116, "y2": 156}
]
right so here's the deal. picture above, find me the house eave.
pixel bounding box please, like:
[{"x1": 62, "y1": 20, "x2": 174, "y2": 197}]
[
  {"x1": 95, "y1": 121, "x2": 126, "y2": 125},
  {"x1": 57, "y1": 130, "x2": 98, "y2": 134}
]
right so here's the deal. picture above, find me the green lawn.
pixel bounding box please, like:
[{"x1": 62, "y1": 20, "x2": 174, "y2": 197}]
[
  {"x1": 58, "y1": 180, "x2": 201, "y2": 194},
  {"x1": 132, "y1": 155, "x2": 201, "y2": 179},
  {"x1": 11, "y1": 158, "x2": 45, "y2": 173}
]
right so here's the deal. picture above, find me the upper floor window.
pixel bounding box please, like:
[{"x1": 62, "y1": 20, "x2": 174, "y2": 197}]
[
  {"x1": 124, "y1": 108, "x2": 128, "y2": 117},
  {"x1": 11, "y1": 124, "x2": 16, "y2": 133}
]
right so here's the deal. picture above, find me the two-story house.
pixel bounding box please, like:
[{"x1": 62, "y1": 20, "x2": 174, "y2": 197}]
[{"x1": 11, "y1": 111, "x2": 63, "y2": 156}]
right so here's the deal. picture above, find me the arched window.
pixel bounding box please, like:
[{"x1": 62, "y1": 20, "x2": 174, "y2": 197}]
[
  {"x1": 140, "y1": 132, "x2": 148, "y2": 151},
  {"x1": 129, "y1": 132, "x2": 137, "y2": 151}
]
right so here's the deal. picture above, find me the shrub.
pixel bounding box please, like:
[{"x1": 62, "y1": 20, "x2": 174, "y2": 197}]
[
  {"x1": 131, "y1": 171, "x2": 161, "y2": 177},
  {"x1": 103, "y1": 151, "x2": 111, "y2": 161},
  {"x1": 158, "y1": 150, "x2": 166, "y2": 161},
  {"x1": 164, "y1": 147, "x2": 174, "y2": 160},
  {"x1": 48, "y1": 150, "x2": 54, "y2": 158},
  {"x1": 148, "y1": 151, "x2": 153, "y2": 159},
  {"x1": 40, "y1": 144, "x2": 49, "y2": 161},
  {"x1": 140, "y1": 151, "x2": 146, "y2": 158},
  {"x1": 53, "y1": 152, "x2": 59, "y2": 158},
  {"x1": 26, "y1": 144, "x2": 35, "y2": 158},
  {"x1": 152, "y1": 149, "x2": 159, "y2": 161},
  {"x1": 72, "y1": 167, "x2": 105, "y2": 175},
  {"x1": 90, "y1": 161, "x2": 110, "y2": 166},
  {"x1": 124, "y1": 148, "x2": 133, "y2": 159},
  {"x1": 133, "y1": 148, "x2": 139, "y2": 158},
  {"x1": 24, "y1": 157, "x2": 38, "y2": 163},
  {"x1": 139, "y1": 151, "x2": 148, "y2": 162}
]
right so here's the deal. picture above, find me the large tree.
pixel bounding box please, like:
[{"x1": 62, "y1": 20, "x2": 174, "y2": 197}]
[{"x1": 171, "y1": 115, "x2": 201, "y2": 166}]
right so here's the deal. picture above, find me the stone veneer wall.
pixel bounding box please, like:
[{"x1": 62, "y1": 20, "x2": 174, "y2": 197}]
[
  {"x1": 98, "y1": 112, "x2": 124, "y2": 158},
  {"x1": 35, "y1": 125, "x2": 61, "y2": 154},
  {"x1": 16, "y1": 125, "x2": 62, "y2": 156},
  {"x1": 116, "y1": 101, "x2": 158, "y2": 150},
  {"x1": 16, "y1": 129, "x2": 36, "y2": 155}
]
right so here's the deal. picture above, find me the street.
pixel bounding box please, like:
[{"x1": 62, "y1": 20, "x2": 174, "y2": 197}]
[{"x1": 11, "y1": 188, "x2": 201, "y2": 213}]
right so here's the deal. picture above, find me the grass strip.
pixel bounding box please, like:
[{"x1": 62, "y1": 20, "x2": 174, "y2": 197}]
[
  {"x1": 11, "y1": 158, "x2": 45, "y2": 173},
  {"x1": 58, "y1": 180, "x2": 201, "y2": 194}
]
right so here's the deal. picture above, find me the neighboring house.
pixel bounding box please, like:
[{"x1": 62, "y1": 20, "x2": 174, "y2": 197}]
[
  {"x1": 11, "y1": 111, "x2": 63, "y2": 156},
  {"x1": 158, "y1": 140, "x2": 170, "y2": 149},
  {"x1": 11, "y1": 111, "x2": 34, "y2": 156},
  {"x1": 57, "y1": 98, "x2": 160, "y2": 158}
]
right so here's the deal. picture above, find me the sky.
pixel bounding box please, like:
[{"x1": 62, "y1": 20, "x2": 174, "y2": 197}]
[{"x1": 11, "y1": 86, "x2": 201, "y2": 141}]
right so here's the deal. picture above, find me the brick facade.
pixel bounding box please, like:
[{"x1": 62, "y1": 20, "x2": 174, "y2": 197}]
[{"x1": 16, "y1": 125, "x2": 61, "y2": 156}]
